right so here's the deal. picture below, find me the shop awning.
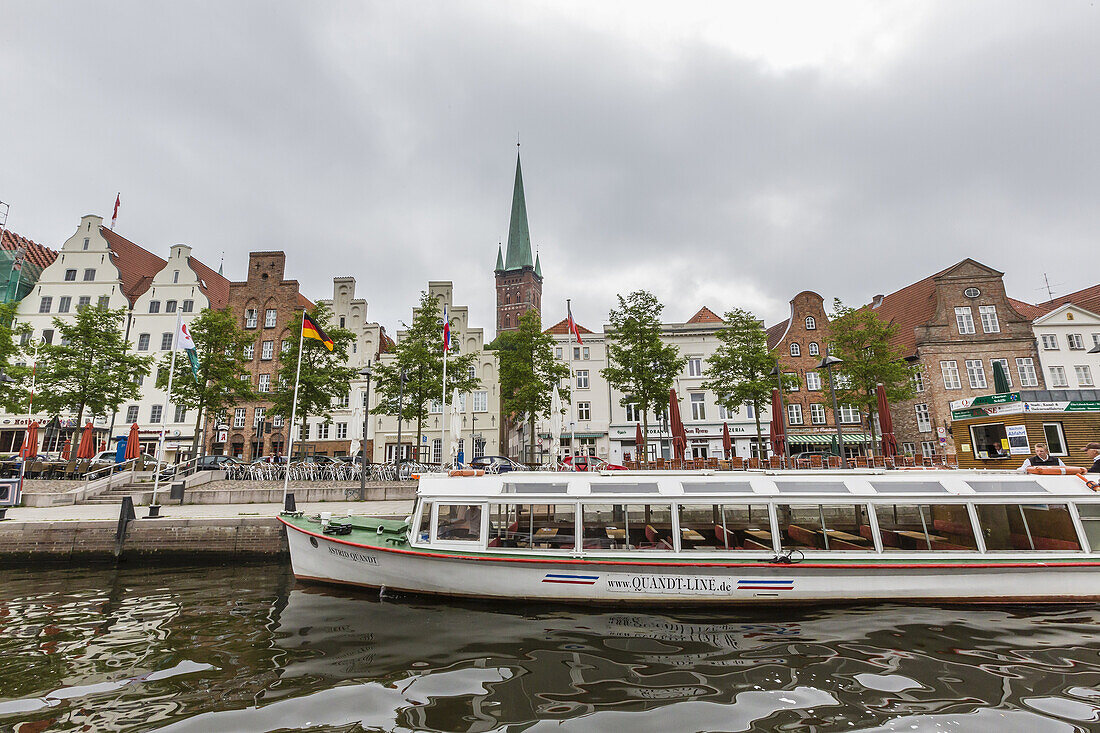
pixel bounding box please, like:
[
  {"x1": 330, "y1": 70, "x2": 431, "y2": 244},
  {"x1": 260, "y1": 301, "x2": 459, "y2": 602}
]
[{"x1": 786, "y1": 433, "x2": 872, "y2": 445}]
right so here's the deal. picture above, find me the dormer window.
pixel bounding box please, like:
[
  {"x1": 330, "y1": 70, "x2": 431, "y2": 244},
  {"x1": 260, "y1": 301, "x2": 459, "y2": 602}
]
[{"x1": 805, "y1": 316, "x2": 816, "y2": 330}]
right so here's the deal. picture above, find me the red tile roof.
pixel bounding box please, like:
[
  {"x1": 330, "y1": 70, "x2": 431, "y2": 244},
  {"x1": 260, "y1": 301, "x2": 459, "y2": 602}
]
[
  {"x1": 1007, "y1": 297, "x2": 1049, "y2": 320},
  {"x1": 187, "y1": 256, "x2": 231, "y2": 310},
  {"x1": 1, "y1": 229, "x2": 57, "y2": 269},
  {"x1": 1032, "y1": 284, "x2": 1100, "y2": 318},
  {"x1": 545, "y1": 317, "x2": 594, "y2": 336},
  {"x1": 864, "y1": 271, "x2": 941, "y2": 357},
  {"x1": 298, "y1": 293, "x2": 314, "y2": 310},
  {"x1": 100, "y1": 227, "x2": 167, "y2": 305},
  {"x1": 766, "y1": 320, "x2": 789, "y2": 350},
  {"x1": 686, "y1": 306, "x2": 724, "y2": 324}
]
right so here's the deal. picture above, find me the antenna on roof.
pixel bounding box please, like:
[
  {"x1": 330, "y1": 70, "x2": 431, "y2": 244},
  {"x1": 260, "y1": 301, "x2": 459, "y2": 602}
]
[
  {"x1": 1037, "y1": 273, "x2": 1063, "y2": 301},
  {"x1": 516, "y1": 133, "x2": 520, "y2": 149}
]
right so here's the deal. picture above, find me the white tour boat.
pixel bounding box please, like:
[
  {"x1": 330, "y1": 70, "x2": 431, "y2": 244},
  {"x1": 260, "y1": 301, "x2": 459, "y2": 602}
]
[{"x1": 280, "y1": 469, "x2": 1100, "y2": 604}]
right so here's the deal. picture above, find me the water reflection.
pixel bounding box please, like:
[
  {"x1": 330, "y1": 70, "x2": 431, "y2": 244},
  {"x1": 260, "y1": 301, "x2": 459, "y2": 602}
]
[{"x1": 0, "y1": 565, "x2": 1098, "y2": 731}]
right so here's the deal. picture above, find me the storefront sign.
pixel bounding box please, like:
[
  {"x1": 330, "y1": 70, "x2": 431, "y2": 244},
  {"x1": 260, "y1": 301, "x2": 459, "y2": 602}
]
[
  {"x1": 949, "y1": 393, "x2": 1021, "y2": 411},
  {"x1": 1006, "y1": 425, "x2": 1030, "y2": 455},
  {"x1": 951, "y1": 402, "x2": 1026, "y2": 420}
]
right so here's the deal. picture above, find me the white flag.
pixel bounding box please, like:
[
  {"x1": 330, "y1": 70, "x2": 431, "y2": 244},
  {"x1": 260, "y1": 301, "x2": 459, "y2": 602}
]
[{"x1": 177, "y1": 321, "x2": 196, "y2": 350}]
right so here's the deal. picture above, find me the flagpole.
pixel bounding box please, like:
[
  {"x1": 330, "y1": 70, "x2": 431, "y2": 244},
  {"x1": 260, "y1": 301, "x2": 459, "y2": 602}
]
[
  {"x1": 151, "y1": 309, "x2": 182, "y2": 512},
  {"x1": 442, "y1": 347, "x2": 448, "y2": 466},
  {"x1": 567, "y1": 299, "x2": 576, "y2": 464},
  {"x1": 282, "y1": 311, "x2": 307, "y2": 507},
  {"x1": 19, "y1": 340, "x2": 40, "y2": 492}
]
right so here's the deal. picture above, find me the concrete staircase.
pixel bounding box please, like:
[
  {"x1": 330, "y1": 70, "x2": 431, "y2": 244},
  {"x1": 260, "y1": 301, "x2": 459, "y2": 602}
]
[{"x1": 82, "y1": 482, "x2": 155, "y2": 505}]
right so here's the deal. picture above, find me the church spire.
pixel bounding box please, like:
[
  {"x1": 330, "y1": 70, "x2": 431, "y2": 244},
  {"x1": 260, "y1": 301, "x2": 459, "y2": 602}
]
[
  {"x1": 503, "y1": 151, "x2": 534, "y2": 271},
  {"x1": 495, "y1": 243, "x2": 504, "y2": 272}
]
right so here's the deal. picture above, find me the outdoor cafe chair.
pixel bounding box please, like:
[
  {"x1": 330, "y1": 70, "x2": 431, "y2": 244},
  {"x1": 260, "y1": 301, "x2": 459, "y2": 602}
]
[
  {"x1": 747, "y1": 457, "x2": 760, "y2": 469},
  {"x1": 809, "y1": 455, "x2": 824, "y2": 469},
  {"x1": 730, "y1": 456, "x2": 746, "y2": 470},
  {"x1": 826, "y1": 456, "x2": 842, "y2": 469}
]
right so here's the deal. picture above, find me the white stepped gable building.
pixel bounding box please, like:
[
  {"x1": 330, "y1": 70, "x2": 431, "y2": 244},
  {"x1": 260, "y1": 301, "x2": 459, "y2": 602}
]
[{"x1": 10, "y1": 214, "x2": 229, "y2": 458}]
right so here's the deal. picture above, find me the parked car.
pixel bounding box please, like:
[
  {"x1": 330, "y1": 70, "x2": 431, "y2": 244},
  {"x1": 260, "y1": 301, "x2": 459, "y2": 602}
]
[
  {"x1": 90, "y1": 450, "x2": 158, "y2": 467},
  {"x1": 196, "y1": 455, "x2": 242, "y2": 471},
  {"x1": 562, "y1": 455, "x2": 627, "y2": 472},
  {"x1": 469, "y1": 455, "x2": 525, "y2": 474}
]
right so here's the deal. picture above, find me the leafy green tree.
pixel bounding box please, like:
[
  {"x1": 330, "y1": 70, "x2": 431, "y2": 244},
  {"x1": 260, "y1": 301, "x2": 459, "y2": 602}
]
[
  {"x1": 0, "y1": 302, "x2": 33, "y2": 412},
  {"x1": 372, "y1": 291, "x2": 479, "y2": 461},
  {"x1": 35, "y1": 305, "x2": 153, "y2": 426},
  {"x1": 601, "y1": 290, "x2": 685, "y2": 465},
  {"x1": 154, "y1": 308, "x2": 258, "y2": 456},
  {"x1": 271, "y1": 304, "x2": 358, "y2": 454},
  {"x1": 495, "y1": 310, "x2": 571, "y2": 463},
  {"x1": 702, "y1": 308, "x2": 790, "y2": 459},
  {"x1": 823, "y1": 299, "x2": 918, "y2": 453}
]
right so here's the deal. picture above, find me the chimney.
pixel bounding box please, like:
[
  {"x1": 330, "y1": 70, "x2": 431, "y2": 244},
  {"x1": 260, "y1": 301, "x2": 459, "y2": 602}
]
[{"x1": 872, "y1": 294, "x2": 884, "y2": 308}]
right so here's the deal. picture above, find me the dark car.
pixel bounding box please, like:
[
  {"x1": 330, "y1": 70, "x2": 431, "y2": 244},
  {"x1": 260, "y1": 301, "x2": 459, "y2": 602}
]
[
  {"x1": 469, "y1": 455, "x2": 524, "y2": 474},
  {"x1": 562, "y1": 455, "x2": 627, "y2": 472},
  {"x1": 196, "y1": 455, "x2": 242, "y2": 471}
]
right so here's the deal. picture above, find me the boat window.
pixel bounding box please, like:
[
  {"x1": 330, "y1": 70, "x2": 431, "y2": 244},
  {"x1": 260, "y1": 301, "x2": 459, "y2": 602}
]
[
  {"x1": 503, "y1": 482, "x2": 569, "y2": 494},
  {"x1": 773, "y1": 481, "x2": 851, "y2": 494},
  {"x1": 581, "y1": 504, "x2": 674, "y2": 551},
  {"x1": 966, "y1": 480, "x2": 1043, "y2": 494},
  {"x1": 681, "y1": 481, "x2": 753, "y2": 494},
  {"x1": 488, "y1": 504, "x2": 576, "y2": 550},
  {"x1": 1077, "y1": 504, "x2": 1100, "y2": 552},
  {"x1": 975, "y1": 504, "x2": 1081, "y2": 551},
  {"x1": 415, "y1": 501, "x2": 433, "y2": 542},
  {"x1": 435, "y1": 504, "x2": 482, "y2": 542},
  {"x1": 874, "y1": 504, "x2": 978, "y2": 551},
  {"x1": 591, "y1": 482, "x2": 660, "y2": 494},
  {"x1": 678, "y1": 504, "x2": 773, "y2": 551},
  {"x1": 776, "y1": 504, "x2": 874, "y2": 550},
  {"x1": 869, "y1": 481, "x2": 949, "y2": 494}
]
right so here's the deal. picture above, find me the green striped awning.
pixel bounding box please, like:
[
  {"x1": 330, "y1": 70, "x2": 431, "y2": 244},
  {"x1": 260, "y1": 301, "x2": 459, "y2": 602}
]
[{"x1": 786, "y1": 433, "x2": 872, "y2": 445}]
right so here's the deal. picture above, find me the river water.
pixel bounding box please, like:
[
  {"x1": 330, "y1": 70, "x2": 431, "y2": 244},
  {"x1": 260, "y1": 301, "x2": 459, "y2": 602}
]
[{"x1": 1, "y1": 564, "x2": 1099, "y2": 732}]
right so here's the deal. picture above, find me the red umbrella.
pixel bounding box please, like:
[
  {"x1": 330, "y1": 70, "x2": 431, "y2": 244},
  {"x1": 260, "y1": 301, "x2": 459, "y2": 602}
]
[
  {"x1": 61, "y1": 438, "x2": 72, "y2": 460},
  {"x1": 769, "y1": 388, "x2": 786, "y2": 457},
  {"x1": 76, "y1": 422, "x2": 96, "y2": 459},
  {"x1": 124, "y1": 423, "x2": 141, "y2": 461},
  {"x1": 876, "y1": 383, "x2": 899, "y2": 458},
  {"x1": 722, "y1": 422, "x2": 732, "y2": 460},
  {"x1": 634, "y1": 422, "x2": 644, "y2": 463},
  {"x1": 20, "y1": 421, "x2": 39, "y2": 460},
  {"x1": 668, "y1": 389, "x2": 687, "y2": 462}
]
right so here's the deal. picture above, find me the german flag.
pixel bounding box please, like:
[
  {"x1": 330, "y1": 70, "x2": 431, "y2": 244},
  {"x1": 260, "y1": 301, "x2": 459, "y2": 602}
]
[{"x1": 302, "y1": 312, "x2": 334, "y2": 351}]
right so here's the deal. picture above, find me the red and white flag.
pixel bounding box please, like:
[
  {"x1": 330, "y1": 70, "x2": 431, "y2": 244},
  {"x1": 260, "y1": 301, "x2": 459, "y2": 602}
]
[
  {"x1": 111, "y1": 193, "x2": 120, "y2": 229},
  {"x1": 567, "y1": 301, "x2": 583, "y2": 345}
]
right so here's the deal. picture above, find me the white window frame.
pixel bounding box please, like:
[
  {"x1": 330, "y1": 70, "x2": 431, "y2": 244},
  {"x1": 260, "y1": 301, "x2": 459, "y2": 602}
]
[
  {"x1": 576, "y1": 369, "x2": 589, "y2": 389},
  {"x1": 915, "y1": 403, "x2": 932, "y2": 433},
  {"x1": 808, "y1": 342, "x2": 819, "y2": 356},
  {"x1": 1041, "y1": 334, "x2": 1059, "y2": 350},
  {"x1": 810, "y1": 403, "x2": 826, "y2": 424},
  {"x1": 1016, "y1": 357, "x2": 1039, "y2": 387},
  {"x1": 265, "y1": 309, "x2": 278, "y2": 328},
  {"x1": 955, "y1": 307, "x2": 975, "y2": 335},
  {"x1": 245, "y1": 309, "x2": 258, "y2": 328},
  {"x1": 690, "y1": 393, "x2": 706, "y2": 420},
  {"x1": 786, "y1": 403, "x2": 803, "y2": 425},
  {"x1": 1043, "y1": 423, "x2": 1068, "y2": 456},
  {"x1": 1068, "y1": 333, "x2": 1085, "y2": 350},
  {"x1": 941, "y1": 360, "x2": 962, "y2": 390},
  {"x1": 688, "y1": 357, "x2": 703, "y2": 377},
  {"x1": 978, "y1": 305, "x2": 1000, "y2": 333},
  {"x1": 336, "y1": 423, "x2": 348, "y2": 440},
  {"x1": 1075, "y1": 365, "x2": 1094, "y2": 388},
  {"x1": 805, "y1": 371, "x2": 821, "y2": 391},
  {"x1": 243, "y1": 343, "x2": 255, "y2": 360},
  {"x1": 150, "y1": 405, "x2": 162, "y2": 423},
  {"x1": 233, "y1": 408, "x2": 246, "y2": 428},
  {"x1": 990, "y1": 358, "x2": 1012, "y2": 388},
  {"x1": 837, "y1": 404, "x2": 860, "y2": 424},
  {"x1": 785, "y1": 372, "x2": 799, "y2": 392},
  {"x1": 912, "y1": 370, "x2": 925, "y2": 393},
  {"x1": 920, "y1": 441, "x2": 936, "y2": 458},
  {"x1": 125, "y1": 405, "x2": 139, "y2": 423},
  {"x1": 473, "y1": 390, "x2": 488, "y2": 412},
  {"x1": 789, "y1": 343, "x2": 800, "y2": 357},
  {"x1": 577, "y1": 401, "x2": 592, "y2": 421},
  {"x1": 965, "y1": 360, "x2": 987, "y2": 389},
  {"x1": 261, "y1": 341, "x2": 274, "y2": 360},
  {"x1": 1049, "y1": 366, "x2": 1068, "y2": 388},
  {"x1": 805, "y1": 316, "x2": 816, "y2": 330},
  {"x1": 258, "y1": 374, "x2": 270, "y2": 393}
]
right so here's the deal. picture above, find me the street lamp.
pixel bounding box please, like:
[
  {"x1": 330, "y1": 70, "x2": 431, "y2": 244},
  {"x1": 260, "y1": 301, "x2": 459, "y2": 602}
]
[
  {"x1": 769, "y1": 364, "x2": 786, "y2": 464},
  {"x1": 816, "y1": 353, "x2": 846, "y2": 467},
  {"x1": 359, "y1": 363, "x2": 373, "y2": 497},
  {"x1": 395, "y1": 369, "x2": 408, "y2": 479}
]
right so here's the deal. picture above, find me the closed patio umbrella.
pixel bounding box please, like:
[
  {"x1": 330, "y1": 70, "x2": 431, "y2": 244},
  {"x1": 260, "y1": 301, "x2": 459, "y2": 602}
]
[
  {"x1": 448, "y1": 388, "x2": 462, "y2": 464},
  {"x1": 769, "y1": 388, "x2": 786, "y2": 458},
  {"x1": 722, "y1": 422, "x2": 732, "y2": 460},
  {"x1": 876, "y1": 383, "x2": 898, "y2": 458},
  {"x1": 635, "y1": 422, "x2": 644, "y2": 464},
  {"x1": 61, "y1": 438, "x2": 71, "y2": 460},
  {"x1": 124, "y1": 422, "x2": 141, "y2": 461},
  {"x1": 668, "y1": 389, "x2": 687, "y2": 462},
  {"x1": 76, "y1": 422, "x2": 96, "y2": 459},
  {"x1": 992, "y1": 360, "x2": 1010, "y2": 394},
  {"x1": 20, "y1": 421, "x2": 39, "y2": 460}
]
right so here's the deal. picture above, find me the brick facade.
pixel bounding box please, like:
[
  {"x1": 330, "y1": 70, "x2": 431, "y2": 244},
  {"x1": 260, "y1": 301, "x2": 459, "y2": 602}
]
[{"x1": 495, "y1": 267, "x2": 542, "y2": 333}]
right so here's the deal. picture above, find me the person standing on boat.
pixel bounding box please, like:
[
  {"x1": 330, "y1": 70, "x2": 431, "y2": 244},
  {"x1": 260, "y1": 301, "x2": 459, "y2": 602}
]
[
  {"x1": 1017, "y1": 443, "x2": 1065, "y2": 472},
  {"x1": 1083, "y1": 442, "x2": 1100, "y2": 473}
]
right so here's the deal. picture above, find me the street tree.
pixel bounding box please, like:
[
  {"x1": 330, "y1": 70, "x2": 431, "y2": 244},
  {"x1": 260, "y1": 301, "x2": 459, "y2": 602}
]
[
  {"x1": 495, "y1": 309, "x2": 571, "y2": 463},
  {"x1": 35, "y1": 305, "x2": 153, "y2": 426},
  {"x1": 372, "y1": 291, "x2": 479, "y2": 462},
  {"x1": 823, "y1": 299, "x2": 918, "y2": 452},
  {"x1": 154, "y1": 307, "x2": 258, "y2": 456},
  {"x1": 271, "y1": 304, "x2": 358, "y2": 454},
  {"x1": 0, "y1": 302, "x2": 33, "y2": 412},
  {"x1": 601, "y1": 290, "x2": 685, "y2": 465},
  {"x1": 702, "y1": 308, "x2": 788, "y2": 459}
]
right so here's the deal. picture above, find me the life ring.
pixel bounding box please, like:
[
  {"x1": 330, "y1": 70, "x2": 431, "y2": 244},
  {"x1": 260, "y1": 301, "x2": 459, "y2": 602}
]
[
  {"x1": 448, "y1": 469, "x2": 485, "y2": 477},
  {"x1": 896, "y1": 466, "x2": 934, "y2": 470},
  {"x1": 1025, "y1": 466, "x2": 1086, "y2": 476},
  {"x1": 1077, "y1": 473, "x2": 1100, "y2": 491}
]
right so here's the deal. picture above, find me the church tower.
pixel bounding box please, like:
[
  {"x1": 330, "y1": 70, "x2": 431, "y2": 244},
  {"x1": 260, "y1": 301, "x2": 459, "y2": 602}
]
[{"x1": 495, "y1": 151, "x2": 543, "y2": 336}]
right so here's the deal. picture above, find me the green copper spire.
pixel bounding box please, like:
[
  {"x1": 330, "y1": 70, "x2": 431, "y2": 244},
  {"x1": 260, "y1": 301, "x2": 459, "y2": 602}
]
[
  {"x1": 503, "y1": 152, "x2": 534, "y2": 271},
  {"x1": 534, "y1": 252, "x2": 542, "y2": 278},
  {"x1": 495, "y1": 244, "x2": 504, "y2": 272}
]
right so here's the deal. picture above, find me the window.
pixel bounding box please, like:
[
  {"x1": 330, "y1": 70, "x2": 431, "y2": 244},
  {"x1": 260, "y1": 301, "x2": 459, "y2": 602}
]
[
  {"x1": 990, "y1": 358, "x2": 1012, "y2": 388},
  {"x1": 467, "y1": 365, "x2": 476, "y2": 379},
  {"x1": 777, "y1": 504, "x2": 873, "y2": 550},
  {"x1": 272, "y1": 415, "x2": 284, "y2": 428},
  {"x1": 261, "y1": 341, "x2": 274, "y2": 360},
  {"x1": 676, "y1": 504, "x2": 773, "y2": 552},
  {"x1": 1067, "y1": 333, "x2": 1085, "y2": 350},
  {"x1": 576, "y1": 369, "x2": 589, "y2": 389},
  {"x1": 265, "y1": 309, "x2": 277, "y2": 328},
  {"x1": 258, "y1": 374, "x2": 270, "y2": 393},
  {"x1": 875, "y1": 504, "x2": 977, "y2": 551},
  {"x1": 82, "y1": 268, "x2": 95, "y2": 281},
  {"x1": 336, "y1": 423, "x2": 348, "y2": 440},
  {"x1": 172, "y1": 270, "x2": 180, "y2": 284},
  {"x1": 335, "y1": 392, "x2": 350, "y2": 409},
  {"x1": 839, "y1": 404, "x2": 860, "y2": 424},
  {"x1": 64, "y1": 269, "x2": 77, "y2": 281},
  {"x1": 82, "y1": 237, "x2": 89, "y2": 250},
  {"x1": 1049, "y1": 366, "x2": 1068, "y2": 388},
  {"x1": 786, "y1": 372, "x2": 799, "y2": 392},
  {"x1": 718, "y1": 404, "x2": 737, "y2": 420},
  {"x1": 149, "y1": 300, "x2": 161, "y2": 313},
  {"x1": 941, "y1": 360, "x2": 962, "y2": 389},
  {"x1": 474, "y1": 437, "x2": 486, "y2": 458},
  {"x1": 921, "y1": 441, "x2": 936, "y2": 458},
  {"x1": 436, "y1": 504, "x2": 483, "y2": 542},
  {"x1": 954, "y1": 307, "x2": 975, "y2": 334},
  {"x1": 281, "y1": 340, "x2": 291, "y2": 353},
  {"x1": 490, "y1": 504, "x2": 575, "y2": 549},
  {"x1": 808, "y1": 342, "x2": 819, "y2": 356},
  {"x1": 150, "y1": 405, "x2": 163, "y2": 423},
  {"x1": 317, "y1": 422, "x2": 330, "y2": 440},
  {"x1": 243, "y1": 343, "x2": 255, "y2": 360},
  {"x1": 965, "y1": 360, "x2": 987, "y2": 389},
  {"x1": 1044, "y1": 423, "x2": 1068, "y2": 455},
  {"x1": 41, "y1": 329, "x2": 53, "y2": 345},
  {"x1": 554, "y1": 347, "x2": 562, "y2": 360},
  {"x1": 577, "y1": 401, "x2": 591, "y2": 421},
  {"x1": 1075, "y1": 365, "x2": 1094, "y2": 387},
  {"x1": 473, "y1": 391, "x2": 488, "y2": 412},
  {"x1": 915, "y1": 404, "x2": 932, "y2": 432},
  {"x1": 174, "y1": 405, "x2": 187, "y2": 423},
  {"x1": 580, "y1": 503, "x2": 671, "y2": 551},
  {"x1": 126, "y1": 405, "x2": 139, "y2": 423},
  {"x1": 245, "y1": 309, "x2": 258, "y2": 328},
  {"x1": 157, "y1": 333, "x2": 171, "y2": 350},
  {"x1": 979, "y1": 305, "x2": 1000, "y2": 333},
  {"x1": 240, "y1": 374, "x2": 251, "y2": 385},
  {"x1": 1094, "y1": 333, "x2": 1100, "y2": 349},
  {"x1": 233, "y1": 408, "x2": 246, "y2": 428},
  {"x1": 787, "y1": 403, "x2": 803, "y2": 425},
  {"x1": 810, "y1": 403, "x2": 826, "y2": 424},
  {"x1": 901, "y1": 442, "x2": 915, "y2": 455},
  {"x1": 688, "y1": 357, "x2": 702, "y2": 376},
  {"x1": 806, "y1": 371, "x2": 821, "y2": 391},
  {"x1": 165, "y1": 300, "x2": 177, "y2": 313},
  {"x1": 625, "y1": 403, "x2": 641, "y2": 422},
  {"x1": 431, "y1": 438, "x2": 442, "y2": 464},
  {"x1": 97, "y1": 296, "x2": 110, "y2": 309},
  {"x1": 182, "y1": 300, "x2": 194, "y2": 313},
  {"x1": 912, "y1": 370, "x2": 925, "y2": 393},
  {"x1": 38, "y1": 297, "x2": 51, "y2": 313},
  {"x1": 968, "y1": 423, "x2": 1011, "y2": 459},
  {"x1": 1016, "y1": 357, "x2": 1039, "y2": 387},
  {"x1": 690, "y1": 393, "x2": 706, "y2": 420},
  {"x1": 429, "y1": 399, "x2": 443, "y2": 414},
  {"x1": 136, "y1": 333, "x2": 150, "y2": 351},
  {"x1": 254, "y1": 408, "x2": 266, "y2": 426},
  {"x1": 1041, "y1": 334, "x2": 1059, "y2": 350},
  {"x1": 56, "y1": 296, "x2": 71, "y2": 314},
  {"x1": 805, "y1": 316, "x2": 816, "y2": 330},
  {"x1": 976, "y1": 504, "x2": 1080, "y2": 551},
  {"x1": 573, "y1": 346, "x2": 581, "y2": 360},
  {"x1": 790, "y1": 343, "x2": 801, "y2": 357},
  {"x1": 77, "y1": 296, "x2": 90, "y2": 310},
  {"x1": 745, "y1": 403, "x2": 755, "y2": 419}
]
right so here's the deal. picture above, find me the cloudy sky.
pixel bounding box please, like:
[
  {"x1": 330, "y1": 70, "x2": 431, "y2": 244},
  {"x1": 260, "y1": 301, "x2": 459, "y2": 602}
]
[{"x1": 3, "y1": 1, "x2": 1098, "y2": 334}]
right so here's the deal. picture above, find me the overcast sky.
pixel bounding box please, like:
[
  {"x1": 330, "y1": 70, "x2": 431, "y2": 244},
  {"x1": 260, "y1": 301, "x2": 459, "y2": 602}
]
[{"x1": 3, "y1": 1, "x2": 1098, "y2": 335}]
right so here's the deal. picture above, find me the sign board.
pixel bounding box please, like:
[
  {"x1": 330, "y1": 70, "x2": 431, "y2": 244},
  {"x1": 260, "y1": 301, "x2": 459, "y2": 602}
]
[
  {"x1": 949, "y1": 393, "x2": 1021, "y2": 411},
  {"x1": 216, "y1": 429, "x2": 228, "y2": 444},
  {"x1": 0, "y1": 478, "x2": 21, "y2": 507},
  {"x1": 936, "y1": 426, "x2": 946, "y2": 436},
  {"x1": 954, "y1": 399, "x2": 1100, "y2": 421},
  {"x1": 1006, "y1": 425, "x2": 1030, "y2": 455}
]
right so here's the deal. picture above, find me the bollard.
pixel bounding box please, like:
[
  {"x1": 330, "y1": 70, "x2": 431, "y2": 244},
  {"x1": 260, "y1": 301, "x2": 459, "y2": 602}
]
[
  {"x1": 115, "y1": 496, "x2": 137, "y2": 557},
  {"x1": 0, "y1": 507, "x2": 7, "y2": 521},
  {"x1": 282, "y1": 493, "x2": 297, "y2": 515},
  {"x1": 147, "y1": 503, "x2": 162, "y2": 519}
]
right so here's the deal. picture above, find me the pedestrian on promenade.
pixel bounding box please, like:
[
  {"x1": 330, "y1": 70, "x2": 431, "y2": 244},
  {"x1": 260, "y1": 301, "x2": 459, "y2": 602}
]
[
  {"x1": 1017, "y1": 443, "x2": 1065, "y2": 472},
  {"x1": 1084, "y1": 442, "x2": 1100, "y2": 473}
]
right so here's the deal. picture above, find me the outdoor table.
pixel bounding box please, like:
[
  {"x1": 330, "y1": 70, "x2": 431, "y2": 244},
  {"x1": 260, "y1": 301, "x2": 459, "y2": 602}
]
[
  {"x1": 824, "y1": 529, "x2": 864, "y2": 543},
  {"x1": 681, "y1": 528, "x2": 705, "y2": 542},
  {"x1": 534, "y1": 527, "x2": 558, "y2": 538},
  {"x1": 744, "y1": 529, "x2": 772, "y2": 541},
  {"x1": 896, "y1": 530, "x2": 947, "y2": 548},
  {"x1": 605, "y1": 527, "x2": 626, "y2": 540}
]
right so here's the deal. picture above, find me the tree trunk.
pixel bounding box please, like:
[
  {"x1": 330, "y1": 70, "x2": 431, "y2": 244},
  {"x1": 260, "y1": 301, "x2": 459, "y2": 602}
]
[
  {"x1": 191, "y1": 397, "x2": 206, "y2": 458},
  {"x1": 528, "y1": 413, "x2": 536, "y2": 466},
  {"x1": 642, "y1": 411, "x2": 650, "y2": 467},
  {"x1": 754, "y1": 400, "x2": 765, "y2": 460},
  {"x1": 868, "y1": 405, "x2": 879, "y2": 458}
]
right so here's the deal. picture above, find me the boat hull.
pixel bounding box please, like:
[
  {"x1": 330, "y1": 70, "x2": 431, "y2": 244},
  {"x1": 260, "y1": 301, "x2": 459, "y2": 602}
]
[{"x1": 284, "y1": 520, "x2": 1100, "y2": 605}]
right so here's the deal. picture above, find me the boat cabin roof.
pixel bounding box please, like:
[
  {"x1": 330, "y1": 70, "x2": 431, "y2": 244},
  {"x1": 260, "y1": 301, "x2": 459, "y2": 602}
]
[{"x1": 417, "y1": 470, "x2": 1099, "y2": 501}]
